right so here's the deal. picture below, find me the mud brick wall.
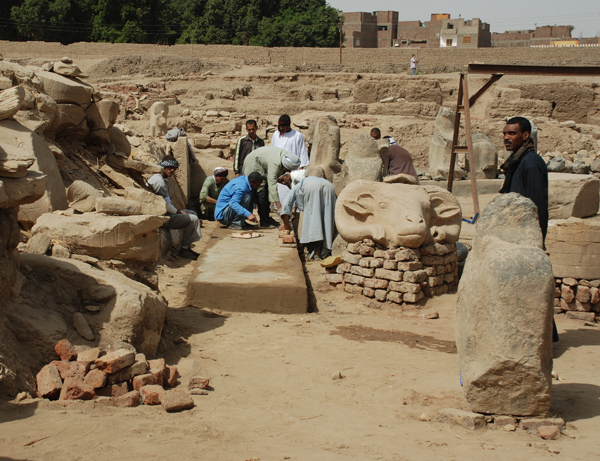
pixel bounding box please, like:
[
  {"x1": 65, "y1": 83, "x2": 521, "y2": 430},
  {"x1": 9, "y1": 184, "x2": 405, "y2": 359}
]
[
  {"x1": 554, "y1": 277, "x2": 600, "y2": 322},
  {"x1": 2, "y1": 41, "x2": 600, "y2": 71},
  {"x1": 327, "y1": 239, "x2": 458, "y2": 305}
]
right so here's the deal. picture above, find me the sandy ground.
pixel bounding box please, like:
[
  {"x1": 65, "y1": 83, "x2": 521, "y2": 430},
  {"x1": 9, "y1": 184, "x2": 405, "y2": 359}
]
[{"x1": 1, "y1": 219, "x2": 600, "y2": 461}]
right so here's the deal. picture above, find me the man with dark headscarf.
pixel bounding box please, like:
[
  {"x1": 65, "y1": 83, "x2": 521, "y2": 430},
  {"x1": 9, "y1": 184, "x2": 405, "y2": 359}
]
[
  {"x1": 499, "y1": 116, "x2": 557, "y2": 342},
  {"x1": 199, "y1": 167, "x2": 229, "y2": 220},
  {"x1": 146, "y1": 155, "x2": 202, "y2": 260}
]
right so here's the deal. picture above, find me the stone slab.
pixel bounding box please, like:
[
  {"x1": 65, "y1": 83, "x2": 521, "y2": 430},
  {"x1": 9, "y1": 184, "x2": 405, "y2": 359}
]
[{"x1": 187, "y1": 227, "x2": 307, "y2": 313}]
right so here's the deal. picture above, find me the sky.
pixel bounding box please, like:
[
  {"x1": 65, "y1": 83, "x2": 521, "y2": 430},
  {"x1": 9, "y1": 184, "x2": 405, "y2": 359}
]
[{"x1": 327, "y1": 0, "x2": 600, "y2": 38}]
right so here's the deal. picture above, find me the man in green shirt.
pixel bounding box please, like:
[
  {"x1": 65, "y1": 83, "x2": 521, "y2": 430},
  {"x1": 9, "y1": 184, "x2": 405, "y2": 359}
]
[{"x1": 199, "y1": 167, "x2": 230, "y2": 220}]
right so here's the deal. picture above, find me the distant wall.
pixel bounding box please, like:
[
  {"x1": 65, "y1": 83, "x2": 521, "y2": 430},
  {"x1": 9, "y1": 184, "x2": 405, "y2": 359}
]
[{"x1": 2, "y1": 41, "x2": 600, "y2": 71}]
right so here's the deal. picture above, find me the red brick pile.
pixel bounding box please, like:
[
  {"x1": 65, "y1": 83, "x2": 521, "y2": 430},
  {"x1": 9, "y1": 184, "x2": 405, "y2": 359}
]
[
  {"x1": 554, "y1": 277, "x2": 600, "y2": 322},
  {"x1": 36, "y1": 339, "x2": 194, "y2": 412},
  {"x1": 325, "y1": 239, "x2": 459, "y2": 304}
]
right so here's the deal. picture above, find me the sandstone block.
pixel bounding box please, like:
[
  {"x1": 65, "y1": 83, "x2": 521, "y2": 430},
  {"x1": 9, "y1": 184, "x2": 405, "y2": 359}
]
[
  {"x1": 395, "y1": 248, "x2": 420, "y2": 261},
  {"x1": 202, "y1": 120, "x2": 240, "y2": 134},
  {"x1": 403, "y1": 292, "x2": 425, "y2": 303},
  {"x1": 0, "y1": 86, "x2": 25, "y2": 121},
  {"x1": 37, "y1": 71, "x2": 93, "y2": 106},
  {"x1": 85, "y1": 100, "x2": 119, "y2": 131},
  {"x1": 140, "y1": 385, "x2": 164, "y2": 405},
  {"x1": 437, "y1": 408, "x2": 486, "y2": 430},
  {"x1": 387, "y1": 291, "x2": 403, "y2": 304},
  {"x1": 343, "y1": 273, "x2": 365, "y2": 286},
  {"x1": 375, "y1": 290, "x2": 387, "y2": 302},
  {"x1": 95, "y1": 197, "x2": 142, "y2": 216},
  {"x1": 84, "y1": 369, "x2": 107, "y2": 389},
  {"x1": 0, "y1": 142, "x2": 34, "y2": 179},
  {"x1": 590, "y1": 287, "x2": 600, "y2": 304},
  {"x1": 94, "y1": 349, "x2": 136, "y2": 374},
  {"x1": 421, "y1": 255, "x2": 444, "y2": 266},
  {"x1": 403, "y1": 270, "x2": 428, "y2": 283},
  {"x1": 383, "y1": 260, "x2": 398, "y2": 270},
  {"x1": 369, "y1": 258, "x2": 384, "y2": 268},
  {"x1": 397, "y1": 261, "x2": 423, "y2": 271},
  {"x1": 548, "y1": 173, "x2": 599, "y2": 219},
  {"x1": 336, "y1": 262, "x2": 351, "y2": 274},
  {"x1": 562, "y1": 277, "x2": 578, "y2": 286},
  {"x1": 362, "y1": 287, "x2": 375, "y2": 298},
  {"x1": 520, "y1": 417, "x2": 565, "y2": 432},
  {"x1": 428, "y1": 275, "x2": 444, "y2": 287},
  {"x1": 346, "y1": 242, "x2": 361, "y2": 254},
  {"x1": 55, "y1": 339, "x2": 77, "y2": 361},
  {"x1": 351, "y1": 266, "x2": 375, "y2": 278},
  {"x1": 160, "y1": 389, "x2": 194, "y2": 412},
  {"x1": 576, "y1": 286, "x2": 591, "y2": 303},
  {"x1": 364, "y1": 278, "x2": 389, "y2": 290},
  {"x1": 113, "y1": 390, "x2": 140, "y2": 408},
  {"x1": 388, "y1": 281, "x2": 421, "y2": 293},
  {"x1": 374, "y1": 268, "x2": 403, "y2": 282},
  {"x1": 36, "y1": 364, "x2": 63, "y2": 399},
  {"x1": 561, "y1": 285, "x2": 575, "y2": 302},
  {"x1": 341, "y1": 251, "x2": 360, "y2": 265},
  {"x1": 325, "y1": 274, "x2": 343, "y2": 284},
  {"x1": 565, "y1": 311, "x2": 595, "y2": 321},
  {"x1": 493, "y1": 416, "x2": 517, "y2": 427},
  {"x1": 359, "y1": 257, "x2": 373, "y2": 268},
  {"x1": 359, "y1": 245, "x2": 375, "y2": 257},
  {"x1": 59, "y1": 377, "x2": 95, "y2": 401}
]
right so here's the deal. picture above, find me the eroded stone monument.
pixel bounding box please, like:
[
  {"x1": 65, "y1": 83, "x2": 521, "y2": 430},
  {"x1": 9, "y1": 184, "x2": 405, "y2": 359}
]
[
  {"x1": 333, "y1": 133, "x2": 383, "y2": 195},
  {"x1": 455, "y1": 193, "x2": 554, "y2": 416},
  {"x1": 149, "y1": 102, "x2": 168, "y2": 137}
]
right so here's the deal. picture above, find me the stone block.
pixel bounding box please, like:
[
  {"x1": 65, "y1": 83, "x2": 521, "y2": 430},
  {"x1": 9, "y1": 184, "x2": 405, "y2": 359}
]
[
  {"x1": 107, "y1": 354, "x2": 148, "y2": 385},
  {"x1": 565, "y1": 311, "x2": 595, "y2": 321},
  {"x1": 341, "y1": 251, "x2": 360, "y2": 265},
  {"x1": 403, "y1": 292, "x2": 425, "y2": 303},
  {"x1": 113, "y1": 390, "x2": 140, "y2": 408},
  {"x1": 52, "y1": 361, "x2": 89, "y2": 380},
  {"x1": 95, "y1": 197, "x2": 142, "y2": 216},
  {"x1": 359, "y1": 257, "x2": 373, "y2": 268},
  {"x1": 165, "y1": 366, "x2": 179, "y2": 387},
  {"x1": 576, "y1": 286, "x2": 591, "y2": 303},
  {"x1": 59, "y1": 377, "x2": 95, "y2": 401},
  {"x1": 364, "y1": 278, "x2": 389, "y2": 290},
  {"x1": 538, "y1": 426, "x2": 561, "y2": 440},
  {"x1": 148, "y1": 358, "x2": 166, "y2": 386},
  {"x1": 96, "y1": 382, "x2": 129, "y2": 398},
  {"x1": 520, "y1": 417, "x2": 565, "y2": 432},
  {"x1": 343, "y1": 273, "x2": 365, "y2": 286},
  {"x1": 55, "y1": 339, "x2": 77, "y2": 361},
  {"x1": 188, "y1": 377, "x2": 210, "y2": 390},
  {"x1": 375, "y1": 290, "x2": 387, "y2": 302},
  {"x1": 437, "y1": 408, "x2": 486, "y2": 430},
  {"x1": 548, "y1": 173, "x2": 599, "y2": 219},
  {"x1": 83, "y1": 369, "x2": 107, "y2": 389},
  {"x1": 395, "y1": 248, "x2": 420, "y2": 261},
  {"x1": 202, "y1": 120, "x2": 240, "y2": 134},
  {"x1": 383, "y1": 260, "x2": 398, "y2": 270},
  {"x1": 140, "y1": 385, "x2": 164, "y2": 405},
  {"x1": 374, "y1": 268, "x2": 403, "y2": 282},
  {"x1": 369, "y1": 258, "x2": 384, "y2": 268},
  {"x1": 397, "y1": 261, "x2": 423, "y2": 271},
  {"x1": 94, "y1": 349, "x2": 136, "y2": 374},
  {"x1": 388, "y1": 281, "x2": 421, "y2": 293},
  {"x1": 493, "y1": 416, "x2": 517, "y2": 427},
  {"x1": 387, "y1": 291, "x2": 403, "y2": 304},
  {"x1": 403, "y1": 270, "x2": 428, "y2": 283},
  {"x1": 351, "y1": 266, "x2": 375, "y2": 278},
  {"x1": 160, "y1": 389, "x2": 194, "y2": 412},
  {"x1": 346, "y1": 242, "x2": 361, "y2": 254},
  {"x1": 421, "y1": 255, "x2": 444, "y2": 266},
  {"x1": 36, "y1": 364, "x2": 63, "y2": 399},
  {"x1": 359, "y1": 245, "x2": 375, "y2": 257},
  {"x1": 325, "y1": 274, "x2": 343, "y2": 284},
  {"x1": 561, "y1": 285, "x2": 575, "y2": 302},
  {"x1": 336, "y1": 262, "x2": 351, "y2": 274},
  {"x1": 362, "y1": 287, "x2": 375, "y2": 298},
  {"x1": 132, "y1": 373, "x2": 161, "y2": 391},
  {"x1": 428, "y1": 275, "x2": 444, "y2": 287},
  {"x1": 77, "y1": 347, "x2": 100, "y2": 362}
]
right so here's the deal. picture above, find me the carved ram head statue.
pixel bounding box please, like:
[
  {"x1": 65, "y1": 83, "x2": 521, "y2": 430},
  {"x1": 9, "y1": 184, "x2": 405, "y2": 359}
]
[{"x1": 335, "y1": 180, "x2": 462, "y2": 249}]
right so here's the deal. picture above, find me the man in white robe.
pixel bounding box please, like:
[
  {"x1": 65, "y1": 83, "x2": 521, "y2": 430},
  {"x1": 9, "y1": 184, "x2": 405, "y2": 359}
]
[{"x1": 279, "y1": 176, "x2": 336, "y2": 260}]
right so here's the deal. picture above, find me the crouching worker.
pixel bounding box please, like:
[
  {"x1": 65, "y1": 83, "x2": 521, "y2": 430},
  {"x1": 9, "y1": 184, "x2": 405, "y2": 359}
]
[
  {"x1": 279, "y1": 175, "x2": 336, "y2": 260},
  {"x1": 215, "y1": 172, "x2": 263, "y2": 230},
  {"x1": 146, "y1": 155, "x2": 202, "y2": 260},
  {"x1": 199, "y1": 167, "x2": 229, "y2": 220}
]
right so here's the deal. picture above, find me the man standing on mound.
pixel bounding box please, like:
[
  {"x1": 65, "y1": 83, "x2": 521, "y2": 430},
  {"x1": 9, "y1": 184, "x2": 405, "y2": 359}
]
[{"x1": 146, "y1": 155, "x2": 202, "y2": 260}]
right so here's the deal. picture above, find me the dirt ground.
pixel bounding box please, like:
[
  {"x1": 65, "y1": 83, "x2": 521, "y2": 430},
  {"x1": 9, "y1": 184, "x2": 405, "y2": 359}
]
[
  {"x1": 1, "y1": 219, "x2": 600, "y2": 461},
  {"x1": 1, "y1": 56, "x2": 600, "y2": 460}
]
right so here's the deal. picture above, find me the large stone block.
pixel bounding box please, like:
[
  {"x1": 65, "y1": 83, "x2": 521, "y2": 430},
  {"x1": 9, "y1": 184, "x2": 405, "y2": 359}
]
[
  {"x1": 20, "y1": 254, "x2": 167, "y2": 355},
  {"x1": 455, "y1": 193, "x2": 554, "y2": 416},
  {"x1": 202, "y1": 120, "x2": 240, "y2": 134},
  {"x1": 0, "y1": 121, "x2": 68, "y2": 226},
  {"x1": 31, "y1": 212, "x2": 169, "y2": 264},
  {"x1": 85, "y1": 100, "x2": 119, "y2": 131},
  {"x1": 0, "y1": 143, "x2": 35, "y2": 179},
  {"x1": 546, "y1": 216, "x2": 600, "y2": 279},
  {"x1": 548, "y1": 173, "x2": 599, "y2": 219},
  {"x1": 36, "y1": 70, "x2": 93, "y2": 106}
]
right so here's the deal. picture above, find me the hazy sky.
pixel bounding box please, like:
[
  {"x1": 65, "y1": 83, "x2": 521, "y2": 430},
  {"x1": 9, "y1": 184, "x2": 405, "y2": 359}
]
[{"x1": 327, "y1": 0, "x2": 600, "y2": 38}]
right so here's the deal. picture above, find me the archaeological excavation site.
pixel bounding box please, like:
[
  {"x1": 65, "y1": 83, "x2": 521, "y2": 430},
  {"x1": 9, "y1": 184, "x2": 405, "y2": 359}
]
[{"x1": 0, "y1": 42, "x2": 599, "y2": 460}]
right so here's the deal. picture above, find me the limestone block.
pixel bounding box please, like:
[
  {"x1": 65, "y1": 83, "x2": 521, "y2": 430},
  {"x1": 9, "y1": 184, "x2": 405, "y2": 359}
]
[
  {"x1": 437, "y1": 408, "x2": 486, "y2": 430},
  {"x1": 210, "y1": 137, "x2": 231, "y2": 149},
  {"x1": 66, "y1": 180, "x2": 107, "y2": 213},
  {"x1": 122, "y1": 188, "x2": 167, "y2": 216},
  {"x1": 36, "y1": 70, "x2": 93, "y2": 106},
  {"x1": 108, "y1": 126, "x2": 131, "y2": 157},
  {"x1": 333, "y1": 133, "x2": 383, "y2": 195},
  {"x1": 25, "y1": 232, "x2": 51, "y2": 254},
  {"x1": 202, "y1": 120, "x2": 240, "y2": 134},
  {"x1": 95, "y1": 197, "x2": 142, "y2": 216},
  {"x1": 31, "y1": 212, "x2": 169, "y2": 264},
  {"x1": 305, "y1": 115, "x2": 342, "y2": 182},
  {"x1": 193, "y1": 135, "x2": 211, "y2": 149},
  {"x1": 0, "y1": 120, "x2": 68, "y2": 225},
  {"x1": 52, "y1": 61, "x2": 86, "y2": 78},
  {"x1": 100, "y1": 164, "x2": 139, "y2": 189},
  {"x1": 548, "y1": 173, "x2": 599, "y2": 219},
  {"x1": 106, "y1": 154, "x2": 162, "y2": 175},
  {"x1": 0, "y1": 143, "x2": 35, "y2": 178},
  {"x1": 85, "y1": 100, "x2": 119, "y2": 131},
  {"x1": 0, "y1": 86, "x2": 25, "y2": 121},
  {"x1": 456, "y1": 194, "x2": 553, "y2": 416},
  {"x1": 546, "y1": 216, "x2": 600, "y2": 279},
  {"x1": 0, "y1": 171, "x2": 46, "y2": 209},
  {"x1": 55, "y1": 103, "x2": 85, "y2": 134}
]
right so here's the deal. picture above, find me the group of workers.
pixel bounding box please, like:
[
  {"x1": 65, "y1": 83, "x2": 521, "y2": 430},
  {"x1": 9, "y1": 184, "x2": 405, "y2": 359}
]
[{"x1": 146, "y1": 114, "x2": 420, "y2": 261}]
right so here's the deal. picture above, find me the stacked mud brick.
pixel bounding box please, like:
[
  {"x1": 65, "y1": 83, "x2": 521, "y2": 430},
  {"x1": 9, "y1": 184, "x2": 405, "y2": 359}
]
[
  {"x1": 35, "y1": 339, "x2": 194, "y2": 412},
  {"x1": 326, "y1": 239, "x2": 458, "y2": 304},
  {"x1": 554, "y1": 277, "x2": 600, "y2": 322}
]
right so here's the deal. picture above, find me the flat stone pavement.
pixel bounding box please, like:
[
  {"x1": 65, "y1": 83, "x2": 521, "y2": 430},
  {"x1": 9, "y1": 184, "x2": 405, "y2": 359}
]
[{"x1": 187, "y1": 226, "x2": 308, "y2": 314}]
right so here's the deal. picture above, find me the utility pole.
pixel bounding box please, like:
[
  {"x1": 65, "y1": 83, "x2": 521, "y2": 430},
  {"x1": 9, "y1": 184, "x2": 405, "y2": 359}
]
[{"x1": 339, "y1": 15, "x2": 343, "y2": 65}]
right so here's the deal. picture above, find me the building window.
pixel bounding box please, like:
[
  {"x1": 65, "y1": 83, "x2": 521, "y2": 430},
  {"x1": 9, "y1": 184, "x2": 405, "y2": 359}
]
[
  {"x1": 378, "y1": 26, "x2": 388, "y2": 31},
  {"x1": 446, "y1": 38, "x2": 453, "y2": 46},
  {"x1": 447, "y1": 23, "x2": 454, "y2": 29},
  {"x1": 355, "y1": 39, "x2": 360, "y2": 47},
  {"x1": 462, "y1": 36, "x2": 471, "y2": 44}
]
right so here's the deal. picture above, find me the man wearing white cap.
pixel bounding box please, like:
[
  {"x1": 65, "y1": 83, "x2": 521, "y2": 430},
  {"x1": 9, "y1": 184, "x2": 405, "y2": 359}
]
[
  {"x1": 242, "y1": 146, "x2": 301, "y2": 228},
  {"x1": 199, "y1": 167, "x2": 230, "y2": 220}
]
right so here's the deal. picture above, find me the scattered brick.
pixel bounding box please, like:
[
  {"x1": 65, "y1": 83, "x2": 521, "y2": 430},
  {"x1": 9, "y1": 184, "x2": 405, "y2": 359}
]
[
  {"x1": 148, "y1": 358, "x2": 166, "y2": 386},
  {"x1": 107, "y1": 354, "x2": 149, "y2": 385},
  {"x1": 437, "y1": 408, "x2": 486, "y2": 430},
  {"x1": 164, "y1": 366, "x2": 180, "y2": 388},
  {"x1": 281, "y1": 235, "x2": 295, "y2": 244},
  {"x1": 161, "y1": 389, "x2": 194, "y2": 412},
  {"x1": 113, "y1": 390, "x2": 140, "y2": 408},
  {"x1": 59, "y1": 377, "x2": 95, "y2": 401},
  {"x1": 96, "y1": 382, "x2": 130, "y2": 398},
  {"x1": 132, "y1": 373, "x2": 161, "y2": 391},
  {"x1": 538, "y1": 426, "x2": 561, "y2": 440},
  {"x1": 54, "y1": 339, "x2": 77, "y2": 361},
  {"x1": 52, "y1": 361, "x2": 89, "y2": 380},
  {"x1": 189, "y1": 377, "x2": 210, "y2": 390},
  {"x1": 77, "y1": 347, "x2": 101, "y2": 362},
  {"x1": 94, "y1": 349, "x2": 136, "y2": 374},
  {"x1": 140, "y1": 385, "x2": 164, "y2": 405},
  {"x1": 83, "y1": 369, "x2": 107, "y2": 389},
  {"x1": 36, "y1": 364, "x2": 63, "y2": 399}
]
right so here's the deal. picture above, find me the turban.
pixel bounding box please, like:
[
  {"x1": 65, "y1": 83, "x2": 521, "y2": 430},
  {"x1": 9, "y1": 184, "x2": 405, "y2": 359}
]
[
  {"x1": 214, "y1": 167, "x2": 228, "y2": 177},
  {"x1": 281, "y1": 153, "x2": 301, "y2": 171},
  {"x1": 159, "y1": 158, "x2": 179, "y2": 169}
]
